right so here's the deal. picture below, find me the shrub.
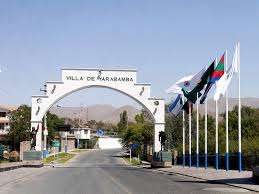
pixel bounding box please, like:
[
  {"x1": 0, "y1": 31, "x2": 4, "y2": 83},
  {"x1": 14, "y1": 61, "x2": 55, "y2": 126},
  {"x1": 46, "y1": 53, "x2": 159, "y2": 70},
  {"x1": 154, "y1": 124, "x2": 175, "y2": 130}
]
[
  {"x1": 3, "y1": 151, "x2": 10, "y2": 160},
  {"x1": 9, "y1": 151, "x2": 19, "y2": 162}
]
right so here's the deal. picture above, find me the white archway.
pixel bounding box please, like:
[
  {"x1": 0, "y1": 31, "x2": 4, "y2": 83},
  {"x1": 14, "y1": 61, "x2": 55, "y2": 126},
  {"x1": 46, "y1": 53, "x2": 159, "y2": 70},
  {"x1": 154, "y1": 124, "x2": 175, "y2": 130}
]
[{"x1": 31, "y1": 68, "x2": 165, "y2": 153}]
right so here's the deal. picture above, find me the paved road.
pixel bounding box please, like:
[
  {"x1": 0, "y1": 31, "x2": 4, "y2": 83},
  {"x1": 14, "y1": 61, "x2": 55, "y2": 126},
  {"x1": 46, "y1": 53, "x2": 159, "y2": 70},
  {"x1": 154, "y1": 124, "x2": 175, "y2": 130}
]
[{"x1": 0, "y1": 149, "x2": 253, "y2": 194}]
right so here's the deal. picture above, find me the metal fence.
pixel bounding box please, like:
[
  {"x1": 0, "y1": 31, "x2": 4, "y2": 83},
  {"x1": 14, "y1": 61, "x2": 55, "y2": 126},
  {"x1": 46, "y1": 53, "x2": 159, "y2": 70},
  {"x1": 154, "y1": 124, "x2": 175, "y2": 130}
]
[{"x1": 174, "y1": 153, "x2": 258, "y2": 171}]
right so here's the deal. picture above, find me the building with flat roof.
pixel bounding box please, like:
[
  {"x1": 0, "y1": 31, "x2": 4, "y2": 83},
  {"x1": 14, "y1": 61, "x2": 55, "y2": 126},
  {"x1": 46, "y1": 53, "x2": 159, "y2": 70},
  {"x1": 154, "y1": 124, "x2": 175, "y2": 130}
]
[{"x1": 0, "y1": 105, "x2": 17, "y2": 142}]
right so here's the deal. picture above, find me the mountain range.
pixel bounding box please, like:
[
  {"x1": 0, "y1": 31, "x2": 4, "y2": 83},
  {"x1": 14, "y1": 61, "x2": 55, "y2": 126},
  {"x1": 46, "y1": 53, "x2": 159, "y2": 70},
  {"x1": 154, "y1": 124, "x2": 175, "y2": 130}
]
[
  {"x1": 49, "y1": 98, "x2": 259, "y2": 123},
  {"x1": 49, "y1": 105, "x2": 141, "y2": 124}
]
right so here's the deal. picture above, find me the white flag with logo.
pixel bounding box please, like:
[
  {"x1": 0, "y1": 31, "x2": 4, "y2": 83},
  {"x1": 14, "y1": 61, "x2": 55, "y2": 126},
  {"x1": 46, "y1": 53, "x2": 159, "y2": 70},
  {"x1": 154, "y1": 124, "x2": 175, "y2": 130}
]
[
  {"x1": 214, "y1": 43, "x2": 240, "y2": 101},
  {"x1": 166, "y1": 66, "x2": 206, "y2": 94},
  {"x1": 166, "y1": 75, "x2": 193, "y2": 94}
]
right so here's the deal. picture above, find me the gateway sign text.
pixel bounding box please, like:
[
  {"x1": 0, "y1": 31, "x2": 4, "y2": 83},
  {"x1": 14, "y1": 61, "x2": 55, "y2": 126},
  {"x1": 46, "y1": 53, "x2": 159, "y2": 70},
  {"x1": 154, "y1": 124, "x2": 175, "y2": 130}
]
[{"x1": 65, "y1": 75, "x2": 134, "y2": 82}]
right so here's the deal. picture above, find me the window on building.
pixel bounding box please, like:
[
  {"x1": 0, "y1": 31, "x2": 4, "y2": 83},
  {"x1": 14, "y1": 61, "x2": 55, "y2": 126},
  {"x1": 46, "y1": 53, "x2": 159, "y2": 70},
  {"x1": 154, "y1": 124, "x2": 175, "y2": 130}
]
[
  {"x1": 0, "y1": 123, "x2": 4, "y2": 130},
  {"x1": 0, "y1": 112, "x2": 7, "y2": 117}
]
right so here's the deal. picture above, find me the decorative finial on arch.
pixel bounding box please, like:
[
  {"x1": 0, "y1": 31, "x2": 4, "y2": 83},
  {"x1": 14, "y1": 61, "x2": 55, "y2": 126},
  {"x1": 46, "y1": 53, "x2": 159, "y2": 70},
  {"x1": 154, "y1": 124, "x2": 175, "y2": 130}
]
[
  {"x1": 154, "y1": 101, "x2": 159, "y2": 106},
  {"x1": 153, "y1": 108, "x2": 157, "y2": 115},
  {"x1": 36, "y1": 98, "x2": 42, "y2": 104},
  {"x1": 36, "y1": 106, "x2": 40, "y2": 116},
  {"x1": 51, "y1": 85, "x2": 56, "y2": 94},
  {"x1": 139, "y1": 87, "x2": 145, "y2": 96}
]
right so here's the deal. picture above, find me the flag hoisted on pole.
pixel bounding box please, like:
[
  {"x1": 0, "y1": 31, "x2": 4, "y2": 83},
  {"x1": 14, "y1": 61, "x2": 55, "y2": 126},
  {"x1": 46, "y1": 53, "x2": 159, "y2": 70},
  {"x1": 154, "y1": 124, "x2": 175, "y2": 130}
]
[
  {"x1": 214, "y1": 46, "x2": 239, "y2": 101},
  {"x1": 166, "y1": 75, "x2": 194, "y2": 94},
  {"x1": 200, "y1": 55, "x2": 225, "y2": 104},
  {"x1": 225, "y1": 50, "x2": 229, "y2": 171},
  {"x1": 213, "y1": 43, "x2": 240, "y2": 171},
  {"x1": 168, "y1": 94, "x2": 184, "y2": 116},
  {"x1": 182, "y1": 63, "x2": 215, "y2": 104},
  {"x1": 196, "y1": 93, "x2": 199, "y2": 168}
]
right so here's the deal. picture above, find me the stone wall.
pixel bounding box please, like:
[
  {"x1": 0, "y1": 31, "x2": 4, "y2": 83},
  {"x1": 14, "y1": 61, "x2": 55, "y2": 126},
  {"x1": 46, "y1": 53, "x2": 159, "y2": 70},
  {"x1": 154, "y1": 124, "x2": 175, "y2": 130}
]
[
  {"x1": 20, "y1": 141, "x2": 31, "y2": 161},
  {"x1": 61, "y1": 138, "x2": 75, "y2": 152}
]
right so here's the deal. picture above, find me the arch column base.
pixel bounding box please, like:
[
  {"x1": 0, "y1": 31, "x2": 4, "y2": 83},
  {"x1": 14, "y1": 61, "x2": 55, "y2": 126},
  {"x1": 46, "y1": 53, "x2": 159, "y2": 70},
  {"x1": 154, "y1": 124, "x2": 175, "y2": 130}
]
[
  {"x1": 151, "y1": 123, "x2": 172, "y2": 168},
  {"x1": 31, "y1": 122, "x2": 43, "y2": 151},
  {"x1": 153, "y1": 123, "x2": 164, "y2": 153}
]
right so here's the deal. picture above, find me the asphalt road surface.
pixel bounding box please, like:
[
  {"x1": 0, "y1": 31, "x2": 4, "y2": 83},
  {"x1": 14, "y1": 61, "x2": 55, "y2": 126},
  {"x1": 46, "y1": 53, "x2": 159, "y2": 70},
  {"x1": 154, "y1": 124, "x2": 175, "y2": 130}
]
[{"x1": 0, "y1": 149, "x2": 253, "y2": 194}]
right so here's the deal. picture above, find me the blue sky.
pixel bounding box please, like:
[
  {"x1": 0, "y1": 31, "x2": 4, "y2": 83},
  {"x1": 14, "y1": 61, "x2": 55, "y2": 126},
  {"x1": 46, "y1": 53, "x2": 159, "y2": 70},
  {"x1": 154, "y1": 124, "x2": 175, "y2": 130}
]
[{"x1": 0, "y1": 1, "x2": 258, "y2": 107}]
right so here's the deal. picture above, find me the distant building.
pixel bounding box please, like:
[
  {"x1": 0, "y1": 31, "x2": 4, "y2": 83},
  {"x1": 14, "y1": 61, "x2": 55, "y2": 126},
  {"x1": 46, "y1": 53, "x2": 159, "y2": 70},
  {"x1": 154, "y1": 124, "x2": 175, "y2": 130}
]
[
  {"x1": 72, "y1": 127, "x2": 92, "y2": 140},
  {"x1": 0, "y1": 105, "x2": 17, "y2": 142}
]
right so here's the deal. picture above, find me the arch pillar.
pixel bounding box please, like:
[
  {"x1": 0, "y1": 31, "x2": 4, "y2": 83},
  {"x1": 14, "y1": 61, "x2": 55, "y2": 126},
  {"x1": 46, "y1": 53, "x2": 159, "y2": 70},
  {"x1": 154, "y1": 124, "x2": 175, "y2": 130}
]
[
  {"x1": 154, "y1": 123, "x2": 164, "y2": 152},
  {"x1": 31, "y1": 122, "x2": 43, "y2": 151}
]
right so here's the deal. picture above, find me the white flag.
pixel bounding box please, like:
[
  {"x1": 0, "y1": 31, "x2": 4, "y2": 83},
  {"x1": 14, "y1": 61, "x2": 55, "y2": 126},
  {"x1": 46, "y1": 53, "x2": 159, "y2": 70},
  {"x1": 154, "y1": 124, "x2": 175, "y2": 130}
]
[
  {"x1": 214, "y1": 43, "x2": 240, "y2": 101},
  {"x1": 166, "y1": 75, "x2": 193, "y2": 94},
  {"x1": 166, "y1": 66, "x2": 206, "y2": 94}
]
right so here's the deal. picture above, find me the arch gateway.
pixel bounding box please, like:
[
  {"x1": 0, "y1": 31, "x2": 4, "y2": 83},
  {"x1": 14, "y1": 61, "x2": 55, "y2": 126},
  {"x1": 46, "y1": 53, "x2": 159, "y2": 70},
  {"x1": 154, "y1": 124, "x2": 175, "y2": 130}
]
[{"x1": 31, "y1": 68, "x2": 165, "y2": 153}]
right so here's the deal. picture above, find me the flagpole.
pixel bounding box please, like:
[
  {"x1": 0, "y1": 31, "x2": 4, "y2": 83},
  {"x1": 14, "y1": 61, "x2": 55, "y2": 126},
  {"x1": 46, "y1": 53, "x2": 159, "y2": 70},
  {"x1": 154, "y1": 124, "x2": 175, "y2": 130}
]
[
  {"x1": 215, "y1": 99, "x2": 219, "y2": 170},
  {"x1": 238, "y1": 42, "x2": 242, "y2": 172},
  {"x1": 225, "y1": 50, "x2": 229, "y2": 171},
  {"x1": 215, "y1": 58, "x2": 219, "y2": 171},
  {"x1": 205, "y1": 98, "x2": 208, "y2": 169},
  {"x1": 189, "y1": 102, "x2": 192, "y2": 168},
  {"x1": 196, "y1": 93, "x2": 199, "y2": 168},
  {"x1": 183, "y1": 98, "x2": 186, "y2": 167}
]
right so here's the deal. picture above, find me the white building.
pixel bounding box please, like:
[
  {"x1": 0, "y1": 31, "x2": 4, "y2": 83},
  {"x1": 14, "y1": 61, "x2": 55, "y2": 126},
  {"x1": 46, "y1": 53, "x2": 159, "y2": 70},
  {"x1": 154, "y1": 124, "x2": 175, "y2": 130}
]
[
  {"x1": 0, "y1": 105, "x2": 17, "y2": 141},
  {"x1": 71, "y1": 127, "x2": 92, "y2": 140}
]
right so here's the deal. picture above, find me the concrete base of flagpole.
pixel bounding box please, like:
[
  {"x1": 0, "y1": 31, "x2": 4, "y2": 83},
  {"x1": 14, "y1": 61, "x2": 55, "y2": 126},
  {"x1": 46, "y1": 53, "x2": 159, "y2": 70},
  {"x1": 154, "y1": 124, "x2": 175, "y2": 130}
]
[
  {"x1": 238, "y1": 152, "x2": 242, "y2": 172},
  {"x1": 183, "y1": 154, "x2": 185, "y2": 167},
  {"x1": 215, "y1": 153, "x2": 219, "y2": 170},
  {"x1": 189, "y1": 154, "x2": 192, "y2": 168},
  {"x1": 205, "y1": 153, "x2": 208, "y2": 169},
  {"x1": 196, "y1": 153, "x2": 199, "y2": 168},
  {"x1": 225, "y1": 152, "x2": 229, "y2": 171}
]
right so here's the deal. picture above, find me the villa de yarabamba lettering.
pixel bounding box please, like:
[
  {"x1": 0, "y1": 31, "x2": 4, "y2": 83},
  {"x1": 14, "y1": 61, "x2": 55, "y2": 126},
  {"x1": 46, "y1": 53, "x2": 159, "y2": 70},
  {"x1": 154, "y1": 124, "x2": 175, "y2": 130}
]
[{"x1": 65, "y1": 75, "x2": 134, "y2": 82}]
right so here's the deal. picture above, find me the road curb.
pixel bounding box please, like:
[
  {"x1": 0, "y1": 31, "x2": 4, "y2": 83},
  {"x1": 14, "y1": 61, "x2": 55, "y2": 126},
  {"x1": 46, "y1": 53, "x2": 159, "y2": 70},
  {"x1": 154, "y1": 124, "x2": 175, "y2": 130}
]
[
  {"x1": 0, "y1": 162, "x2": 43, "y2": 172},
  {"x1": 155, "y1": 169, "x2": 258, "y2": 193}
]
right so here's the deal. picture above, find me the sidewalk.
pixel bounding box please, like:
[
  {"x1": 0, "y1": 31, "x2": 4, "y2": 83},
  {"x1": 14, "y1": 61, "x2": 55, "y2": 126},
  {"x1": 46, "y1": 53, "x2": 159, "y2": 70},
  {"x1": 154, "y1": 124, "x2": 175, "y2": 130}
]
[
  {"x1": 0, "y1": 161, "x2": 43, "y2": 172},
  {"x1": 0, "y1": 167, "x2": 49, "y2": 188},
  {"x1": 155, "y1": 166, "x2": 259, "y2": 192}
]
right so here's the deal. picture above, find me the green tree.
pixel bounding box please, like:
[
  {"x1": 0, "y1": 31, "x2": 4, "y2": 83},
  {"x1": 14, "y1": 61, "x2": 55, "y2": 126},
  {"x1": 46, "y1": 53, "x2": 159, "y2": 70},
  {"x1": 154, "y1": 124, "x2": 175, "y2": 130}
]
[
  {"x1": 7, "y1": 105, "x2": 65, "y2": 150},
  {"x1": 8, "y1": 105, "x2": 32, "y2": 150},
  {"x1": 135, "y1": 114, "x2": 144, "y2": 124},
  {"x1": 117, "y1": 110, "x2": 128, "y2": 135},
  {"x1": 46, "y1": 111, "x2": 65, "y2": 143},
  {"x1": 225, "y1": 106, "x2": 259, "y2": 155},
  {"x1": 164, "y1": 104, "x2": 216, "y2": 155},
  {"x1": 119, "y1": 112, "x2": 153, "y2": 149}
]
